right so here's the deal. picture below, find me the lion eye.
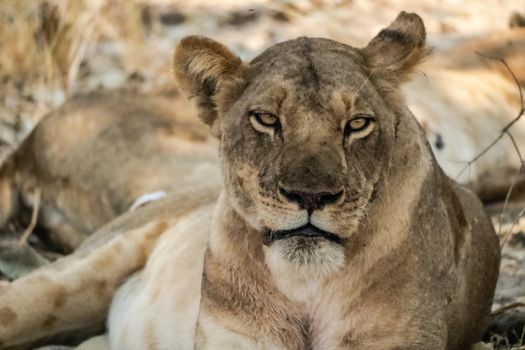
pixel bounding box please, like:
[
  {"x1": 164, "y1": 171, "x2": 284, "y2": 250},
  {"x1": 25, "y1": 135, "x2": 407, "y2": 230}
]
[
  {"x1": 249, "y1": 111, "x2": 281, "y2": 135},
  {"x1": 253, "y1": 112, "x2": 279, "y2": 127},
  {"x1": 344, "y1": 114, "x2": 375, "y2": 137},
  {"x1": 349, "y1": 118, "x2": 367, "y2": 131}
]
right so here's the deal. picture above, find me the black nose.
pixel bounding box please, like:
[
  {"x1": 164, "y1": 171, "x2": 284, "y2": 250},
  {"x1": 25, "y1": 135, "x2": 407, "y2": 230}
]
[{"x1": 279, "y1": 187, "x2": 344, "y2": 213}]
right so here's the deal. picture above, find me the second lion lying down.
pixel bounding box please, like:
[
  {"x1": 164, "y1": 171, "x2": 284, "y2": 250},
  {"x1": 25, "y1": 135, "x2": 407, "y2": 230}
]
[{"x1": 0, "y1": 12, "x2": 500, "y2": 350}]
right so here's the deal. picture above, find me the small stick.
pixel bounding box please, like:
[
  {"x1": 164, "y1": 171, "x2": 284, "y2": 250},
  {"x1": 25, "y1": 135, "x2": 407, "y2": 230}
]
[
  {"x1": 498, "y1": 165, "x2": 522, "y2": 238},
  {"x1": 19, "y1": 188, "x2": 42, "y2": 245},
  {"x1": 491, "y1": 302, "x2": 525, "y2": 316},
  {"x1": 498, "y1": 131, "x2": 525, "y2": 246},
  {"x1": 501, "y1": 207, "x2": 525, "y2": 249}
]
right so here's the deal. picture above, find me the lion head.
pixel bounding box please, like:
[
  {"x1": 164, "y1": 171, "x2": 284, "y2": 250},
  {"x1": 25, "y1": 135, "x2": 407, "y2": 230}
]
[{"x1": 174, "y1": 12, "x2": 431, "y2": 276}]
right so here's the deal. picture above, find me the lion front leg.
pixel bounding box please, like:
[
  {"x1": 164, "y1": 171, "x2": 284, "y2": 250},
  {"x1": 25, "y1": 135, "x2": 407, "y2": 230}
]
[{"x1": 0, "y1": 220, "x2": 167, "y2": 349}]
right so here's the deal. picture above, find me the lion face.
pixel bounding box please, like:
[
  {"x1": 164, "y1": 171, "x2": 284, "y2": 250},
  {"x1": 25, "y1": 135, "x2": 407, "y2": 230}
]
[
  {"x1": 174, "y1": 12, "x2": 428, "y2": 271},
  {"x1": 220, "y1": 38, "x2": 385, "y2": 241}
]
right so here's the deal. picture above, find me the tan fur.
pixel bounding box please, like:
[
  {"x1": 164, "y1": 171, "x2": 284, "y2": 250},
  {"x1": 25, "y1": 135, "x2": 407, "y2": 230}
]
[
  {"x1": 176, "y1": 11, "x2": 498, "y2": 350},
  {"x1": 0, "y1": 12, "x2": 500, "y2": 350},
  {"x1": 74, "y1": 335, "x2": 110, "y2": 350},
  {"x1": 0, "y1": 90, "x2": 219, "y2": 251}
]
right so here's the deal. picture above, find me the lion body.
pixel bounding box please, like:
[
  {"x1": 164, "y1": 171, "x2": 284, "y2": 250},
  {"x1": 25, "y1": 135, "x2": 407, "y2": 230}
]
[{"x1": 0, "y1": 90, "x2": 219, "y2": 251}]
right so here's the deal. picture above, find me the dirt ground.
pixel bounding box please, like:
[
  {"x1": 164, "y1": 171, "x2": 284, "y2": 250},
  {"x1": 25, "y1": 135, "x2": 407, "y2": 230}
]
[{"x1": 1, "y1": 0, "x2": 525, "y2": 348}]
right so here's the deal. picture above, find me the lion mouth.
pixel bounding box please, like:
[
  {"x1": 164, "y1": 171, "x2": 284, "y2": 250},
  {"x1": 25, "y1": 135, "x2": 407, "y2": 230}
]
[{"x1": 268, "y1": 224, "x2": 343, "y2": 245}]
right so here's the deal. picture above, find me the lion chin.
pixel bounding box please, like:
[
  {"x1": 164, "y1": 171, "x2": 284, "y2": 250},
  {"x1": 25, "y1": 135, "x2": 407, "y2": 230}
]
[{"x1": 263, "y1": 224, "x2": 347, "y2": 285}]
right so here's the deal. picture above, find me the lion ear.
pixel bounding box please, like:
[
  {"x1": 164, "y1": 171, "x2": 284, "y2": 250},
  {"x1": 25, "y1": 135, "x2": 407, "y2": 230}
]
[
  {"x1": 173, "y1": 36, "x2": 245, "y2": 127},
  {"x1": 361, "y1": 12, "x2": 430, "y2": 85}
]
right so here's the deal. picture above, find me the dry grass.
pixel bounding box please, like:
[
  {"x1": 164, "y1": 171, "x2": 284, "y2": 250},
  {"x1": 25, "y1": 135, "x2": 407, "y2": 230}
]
[
  {"x1": 1, "y1": 0, "x2": 95, "y2": 96},
  {"x1": 0, "y1": 0, "x2": 146, "y2": 89},
  {"x1": 0, "y1": 0, "x2": 146, "y2": 160}
]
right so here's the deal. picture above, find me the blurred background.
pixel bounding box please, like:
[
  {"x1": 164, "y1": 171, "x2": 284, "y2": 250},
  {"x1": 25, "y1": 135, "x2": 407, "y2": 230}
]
[
  {"x1": 0, "y1": 0, "x2": 522, "y2": 151},
  {"x1": 1, "y1": 0, "x2": 525, "y2": 348}
]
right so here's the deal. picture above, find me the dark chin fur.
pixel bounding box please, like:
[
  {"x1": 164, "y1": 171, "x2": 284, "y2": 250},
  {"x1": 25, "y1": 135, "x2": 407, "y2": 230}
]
[{"x1": 265, "y1": 224, "x2": 343, "y2": 246}]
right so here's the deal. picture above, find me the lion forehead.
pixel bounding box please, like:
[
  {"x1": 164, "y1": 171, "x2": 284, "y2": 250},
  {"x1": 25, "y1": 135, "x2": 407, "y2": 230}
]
[{"x1": 248, "y1": 37, "x2": 369, "y2": 88}]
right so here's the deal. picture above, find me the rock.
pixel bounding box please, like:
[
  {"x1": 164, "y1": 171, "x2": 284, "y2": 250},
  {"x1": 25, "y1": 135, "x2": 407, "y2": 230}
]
[
  {"x1": 471, "y1": 342, "x2": 494, "y2": 350},
  {"x1": 159, "y1": 9, "x2": 186, "y2": 26},
  {"x1": 484, "y1": 310, "x2": 525, "y2": 348},
  {"x1": 0, "y1": 240, "x2": 49, "y2": 280}
]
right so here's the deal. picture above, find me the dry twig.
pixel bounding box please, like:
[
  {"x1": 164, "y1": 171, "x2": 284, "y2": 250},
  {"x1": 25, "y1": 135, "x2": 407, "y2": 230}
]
[
  {"x1": 491, "y1": 302, "x2": 525, "y2": 317},
  {"x1": 19, "y1": 188, "x2": 41, "y2": 245},
  {"x1": 498, "y1": 132, "x2": 525, "y2": 247}
]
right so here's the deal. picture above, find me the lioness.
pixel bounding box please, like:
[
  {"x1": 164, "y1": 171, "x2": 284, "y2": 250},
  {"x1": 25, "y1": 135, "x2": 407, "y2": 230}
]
[
  {"x1": 0, "y1": 12, "x2": 500, "y2": 350},
  {"x1": 0, "y1": 90, "x2": 219, "y2": 252}
]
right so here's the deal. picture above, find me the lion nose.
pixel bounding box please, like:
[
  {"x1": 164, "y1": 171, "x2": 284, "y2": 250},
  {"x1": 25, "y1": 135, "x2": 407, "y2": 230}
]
[{"x1": 279, "y1": 187, "x2": 344, "y2": 213}]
